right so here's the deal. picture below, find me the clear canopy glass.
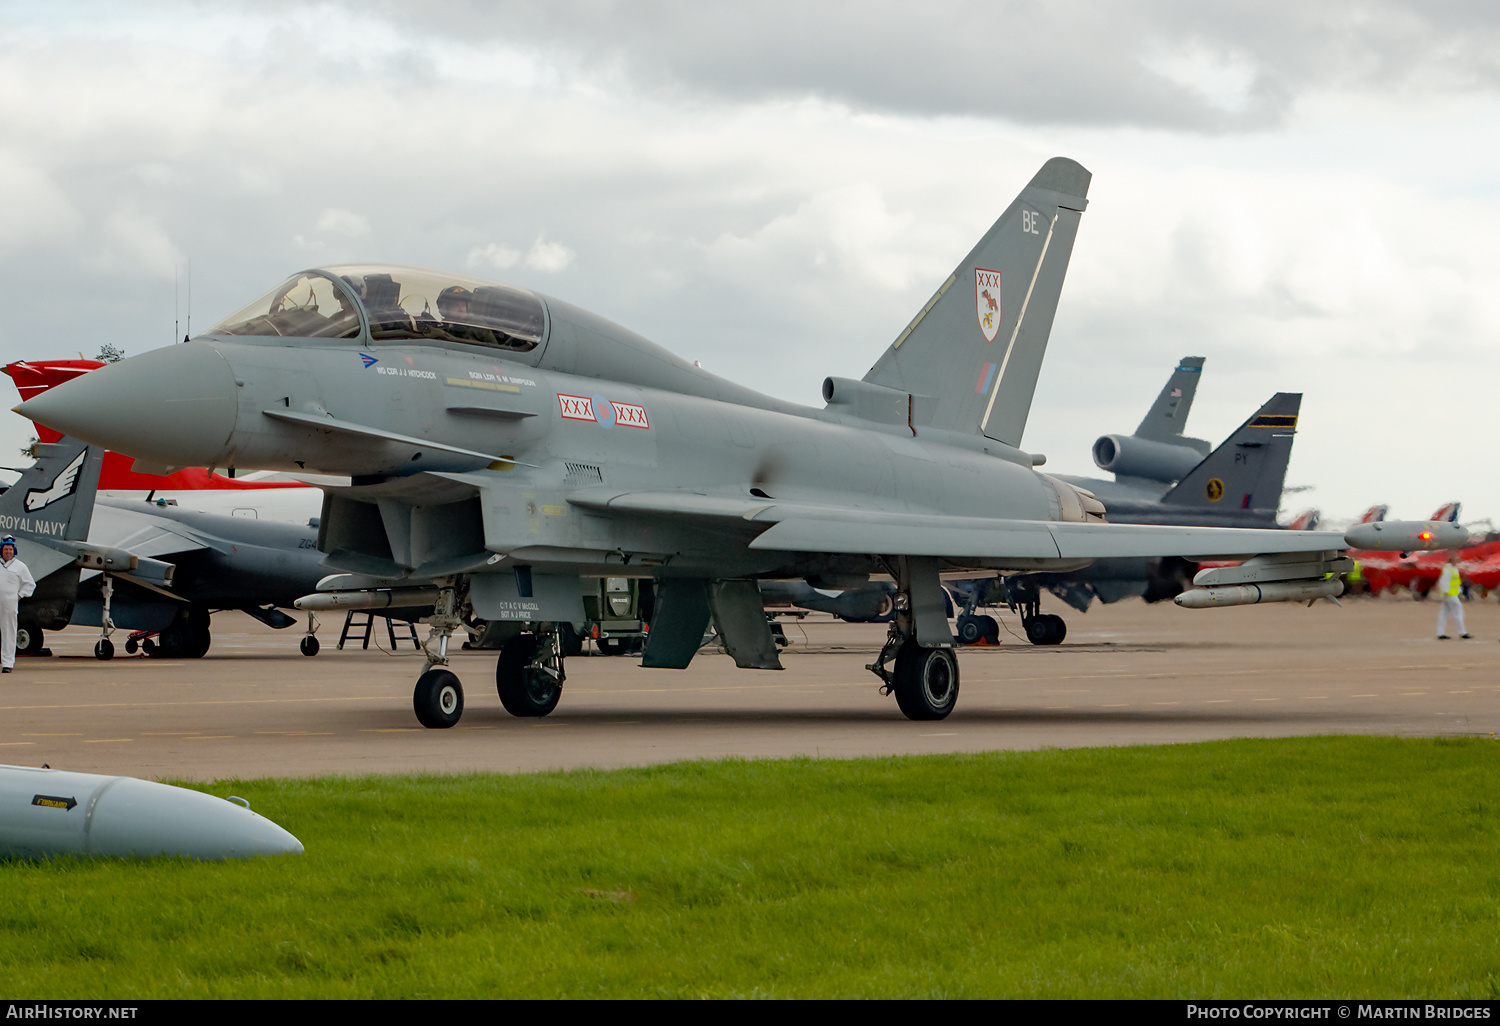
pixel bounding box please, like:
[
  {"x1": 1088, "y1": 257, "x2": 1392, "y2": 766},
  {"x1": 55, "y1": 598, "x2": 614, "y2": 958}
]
[
  {"x1": 210, "y1": 273, "x2": 362, "y2": 339},
  {"x1": 206, "y1": 265, "x2": 546, "y2": 353}
]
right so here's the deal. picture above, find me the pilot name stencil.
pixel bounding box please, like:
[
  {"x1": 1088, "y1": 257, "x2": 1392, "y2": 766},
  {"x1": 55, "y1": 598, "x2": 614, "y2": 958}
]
[
  {"x1": 557, "y1": 393, "x2": 650, "y2": 429},
  {"x1": 374, "y1": 366, "x2": 437, "y2": 380}
]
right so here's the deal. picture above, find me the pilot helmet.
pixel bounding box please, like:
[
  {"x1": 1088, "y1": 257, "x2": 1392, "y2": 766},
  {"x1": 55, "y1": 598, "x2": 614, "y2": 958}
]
[{"x1": 437, "y1": 286, "x2": 473, "y2": 319}]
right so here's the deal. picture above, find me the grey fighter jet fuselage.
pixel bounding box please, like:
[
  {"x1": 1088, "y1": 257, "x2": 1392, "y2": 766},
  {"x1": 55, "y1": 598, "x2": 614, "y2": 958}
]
[{"x1": 20, "y1": 159, "x2": 1369, "y2": 725}]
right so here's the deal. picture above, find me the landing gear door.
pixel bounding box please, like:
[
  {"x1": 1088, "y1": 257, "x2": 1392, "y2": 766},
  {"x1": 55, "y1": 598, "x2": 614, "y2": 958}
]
[{"x1": 470, "y1": 570, "x2": 586, "y2": 623}]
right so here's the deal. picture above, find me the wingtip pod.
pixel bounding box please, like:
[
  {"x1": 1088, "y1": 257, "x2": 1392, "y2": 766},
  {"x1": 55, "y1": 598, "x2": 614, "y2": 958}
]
[
  {"x1": 0, "y1": 765, "x2": 302, "y2": 861},
  {"x1": 1344, "y1": 520, "x2": 1468, "y2": 552}
]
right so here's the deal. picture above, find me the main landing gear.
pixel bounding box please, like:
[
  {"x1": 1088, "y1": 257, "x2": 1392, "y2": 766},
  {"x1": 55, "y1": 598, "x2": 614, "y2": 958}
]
[
  {"x1": 1005, "y1": 578, "x2": 1067, "y2": 646},
  {"x1": 409, "y1": 577, "x2": 568, "y2": 729},
  {"x1": 867, "y1": 556, "x2": 961, "y2": 720}
]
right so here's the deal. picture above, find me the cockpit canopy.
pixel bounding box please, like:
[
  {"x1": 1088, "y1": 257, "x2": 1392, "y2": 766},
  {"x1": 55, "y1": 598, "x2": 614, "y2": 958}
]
[{"x1": 206, "y1": 264, "x2": 546, "y2": 353}]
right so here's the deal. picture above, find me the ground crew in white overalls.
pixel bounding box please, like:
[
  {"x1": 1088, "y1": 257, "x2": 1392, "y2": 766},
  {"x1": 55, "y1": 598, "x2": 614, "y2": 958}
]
[
  {"x1": 1436, "y1": 551, "x2": 1469, "y2": 640},
  {"x1": 0, "y1": 536, "x2": 36, "y2": 672}
]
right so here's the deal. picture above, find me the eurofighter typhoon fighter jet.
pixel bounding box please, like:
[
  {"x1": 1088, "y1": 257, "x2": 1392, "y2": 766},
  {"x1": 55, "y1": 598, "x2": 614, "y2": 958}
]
[{"x1": 17, "y1": 158, "x2": 1456, "y2": 726}]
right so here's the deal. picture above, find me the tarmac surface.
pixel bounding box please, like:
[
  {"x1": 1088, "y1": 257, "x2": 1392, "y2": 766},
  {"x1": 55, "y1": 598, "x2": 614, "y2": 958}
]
[{"x1": 3, "y1": 597, "x2": 1499, "y2": 782}]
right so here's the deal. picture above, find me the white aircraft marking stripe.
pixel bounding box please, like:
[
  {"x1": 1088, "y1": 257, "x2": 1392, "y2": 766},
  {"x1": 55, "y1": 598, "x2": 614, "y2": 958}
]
[{"x1": 980, "y1": 211, "x2": 1058, "y2": 436}]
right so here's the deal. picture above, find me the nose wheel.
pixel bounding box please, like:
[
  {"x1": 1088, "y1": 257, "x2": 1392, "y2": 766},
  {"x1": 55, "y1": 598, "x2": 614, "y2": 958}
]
[
  {"x1": 413, "y1": 668, "x2": 464, "y2": 728},
  {"x1": 301, "y1": 612, "x2": 320, "y2": 656}
]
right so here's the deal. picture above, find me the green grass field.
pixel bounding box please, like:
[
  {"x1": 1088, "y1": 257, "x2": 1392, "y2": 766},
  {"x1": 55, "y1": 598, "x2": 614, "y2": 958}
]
[{"x1": 3, "y1": 736, "x2": 1498, "y2": 998}]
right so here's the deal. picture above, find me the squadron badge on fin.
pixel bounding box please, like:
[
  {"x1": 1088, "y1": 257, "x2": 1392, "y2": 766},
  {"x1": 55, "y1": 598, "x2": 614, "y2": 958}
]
[{"x1": 975, "y1": 268, "x2": 1001, "y2": 343}]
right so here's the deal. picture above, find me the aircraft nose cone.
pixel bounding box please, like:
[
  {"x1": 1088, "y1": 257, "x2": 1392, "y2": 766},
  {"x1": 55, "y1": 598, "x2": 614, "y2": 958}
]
[{"x1": 16, "y1": 343, "x2": 238, "y2": 468}]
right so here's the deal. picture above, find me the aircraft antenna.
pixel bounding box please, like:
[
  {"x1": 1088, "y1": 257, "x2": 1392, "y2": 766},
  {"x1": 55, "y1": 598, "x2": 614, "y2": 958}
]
[
  {"x1": 174, "y1": 265, "x2": 180, "y2": 344},
  {"x1": 185, "y1": 258, "x2": 192, "y2": 341}
]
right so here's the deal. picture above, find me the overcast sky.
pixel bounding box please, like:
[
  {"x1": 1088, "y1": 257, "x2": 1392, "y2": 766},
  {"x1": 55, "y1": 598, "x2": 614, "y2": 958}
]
[{"x1": 3, "y1": 1, "x2": 1498, "y2": 525}]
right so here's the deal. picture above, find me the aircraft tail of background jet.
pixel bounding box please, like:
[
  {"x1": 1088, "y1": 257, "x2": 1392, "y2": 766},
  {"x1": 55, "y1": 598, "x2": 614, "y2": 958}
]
[
  {"x1": 0, "y1": 438, "x2": 106, "y2": 637},
  {"x1": 1159, "y1": 393, "x2": 1301, "y2": 519},
  {"x1": 1133, "y1": 357, "x2": 1210, "y2": 447},
  {"x1": 1089, "y1": 356, "x2": 1213, "y2": 485},
  {"x1": 857, "y1": 157, "x2": 1090, "y2": 447},
  {"x1": 1, "y1": 439, "x2": 103, "y2": 555}
]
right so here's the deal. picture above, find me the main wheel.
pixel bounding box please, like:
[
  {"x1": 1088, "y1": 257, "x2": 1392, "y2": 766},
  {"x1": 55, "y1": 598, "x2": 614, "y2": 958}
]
[
  {"x1": 16, "y1": 624, "x2": 42, "y2": 656},
  {"x1": 956, "y1": 615, "x2": 984, "y2": 645},
  {"x1": 1025, "y1": 614, "x2": 1067, "y2": 646},
  {"x1": 1041, "y1": 614, "x2": 1067, "y2": 645},
  {"x1": 413, "y1": 668, "x2": 464, "y2": 728},
  {"x1": 892, "y1": 641, "x2": 959, "y2": 721},
  {"x1": 300, "y1": 635, "x2": 320, "y2": 657},
  {"x1": 185, "y1": 626, "x2": 212, "y2": 659},
  {"x1": 496, "y1": 636, "x2": 562, "y2": 717},
  {"x1": 556, "y1": 622, "x2": 583, "y2": 658},
  {"x1": 978, "y1": 615, "x2": 1000, "y2": 644},
  {"x1": 94, "y1": 638, "x2": 114, "y2": 661},
  {"x1": 125, "y1": 637, "x2": 139, "y2": 654},
  {"x1": 1024, "y1": 616, "x2": 1050, "y2": 645}
]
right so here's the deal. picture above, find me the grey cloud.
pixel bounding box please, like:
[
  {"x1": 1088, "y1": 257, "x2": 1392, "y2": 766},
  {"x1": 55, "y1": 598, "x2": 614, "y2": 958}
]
[{"x1": 348, "y1": 0, "x2": 1500, "y2": 130}]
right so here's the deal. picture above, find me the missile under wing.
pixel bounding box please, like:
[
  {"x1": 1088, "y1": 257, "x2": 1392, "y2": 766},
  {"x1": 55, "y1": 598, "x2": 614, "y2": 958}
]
[{"x1": 21, "y1": 158, "x2": 1394, "y2": 724}]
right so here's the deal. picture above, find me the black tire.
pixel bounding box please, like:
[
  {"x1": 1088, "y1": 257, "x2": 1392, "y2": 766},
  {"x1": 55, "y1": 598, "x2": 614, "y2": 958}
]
[
  {"x1": 94, "y1": 638, "x2": 114, "y2": 661},
  {"x1": 1041, "y1": 614, "x2": 1066, "y2": 645},
  {"x1": 300, "y1": 635, "x2": 320, "y2": 657},
  {"x1": 185, "y1": 626, "x2": 212, "y2": 659},
  {"x1": 496, "y1": 635, "x2": 562, "y2": 717},
  {"x1": 125, "y1": 638, "x2": 138, "y2": 654},
  {"x1": 557, "y1": 622, "x2": 584, "y2": 658},
  {"x1": 892, "y1": 641, "x2": 959, "y2": 721},
  {"x1": 956, "y1": 615, "x2": 983, "y2": 645},
  {"x1": 16, "y1": 624, "x2": 42, "y2": 656},
  {"x1": 979, "y1": 615, "x2": 1000, "y2": 644},
  {"x1": 596, "y1": 637, "x2": 627, "y2": 656},
  {"x1": 1024, "y1": 616, "x2": 1050, "y2": 645},
  {"x1": 1025, "y1": 614, "x2": 1066, "y2": 646},
  {"x1": 413, "y1": 668, "x2": 464, "y2": 728},
  {"x1": 142, "y1": 638, "x2": 156, "y2": 656}
]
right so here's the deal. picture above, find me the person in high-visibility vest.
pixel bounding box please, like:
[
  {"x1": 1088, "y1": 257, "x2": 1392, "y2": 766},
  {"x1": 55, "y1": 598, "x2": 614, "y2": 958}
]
[{"x1": 1436, "y1": 551, "x2": 1470, "y2": 640}]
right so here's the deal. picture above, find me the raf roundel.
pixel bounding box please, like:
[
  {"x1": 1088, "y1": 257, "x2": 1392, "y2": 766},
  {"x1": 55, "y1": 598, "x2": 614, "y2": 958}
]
[{"x1": 592, "y1": 395, "x2": 616, "y2": 428}]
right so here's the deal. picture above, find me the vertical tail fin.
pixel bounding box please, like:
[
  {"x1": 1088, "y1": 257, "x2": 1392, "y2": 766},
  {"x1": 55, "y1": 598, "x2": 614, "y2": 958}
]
[
  {"x1": 1134, "y1": 356, "x2": 1209, "y2": 449},
  {"x1": 861, "y1": 157, "x2": 1090, "y2": 446},
  {"x1": 1287, "y1": 508, "x2": 1321, "y2": 531},
  {"x1": 1160, "y1": 393, "x2": 1301, "y2": 518},
  {"x1": 0, "y1": 438, "x2": 104, "y2": 582}
]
